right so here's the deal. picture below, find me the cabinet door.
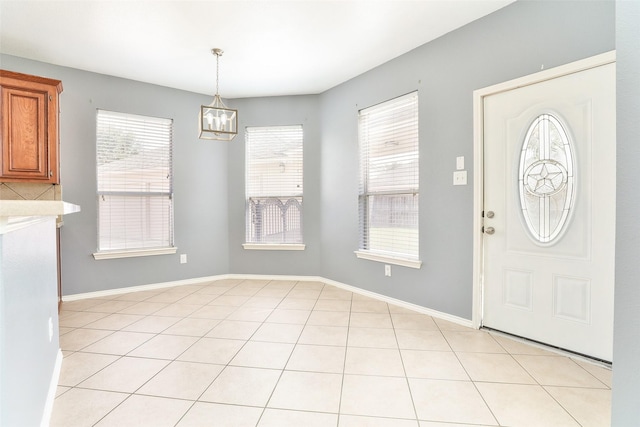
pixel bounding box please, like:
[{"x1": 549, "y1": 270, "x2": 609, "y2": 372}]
[{"x1": 1, "y1": 85, "x2": 53, "y2": 182}]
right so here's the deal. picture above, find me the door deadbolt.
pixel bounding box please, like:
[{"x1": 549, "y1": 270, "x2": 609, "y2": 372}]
[{"x1": 486, "y1": 211, "x2": 495, "y2": 218}]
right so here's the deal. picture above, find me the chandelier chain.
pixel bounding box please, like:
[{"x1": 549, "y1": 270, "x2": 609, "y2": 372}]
[{"x1": 216, "y1": 52, "x2": 220, "y2": 96}]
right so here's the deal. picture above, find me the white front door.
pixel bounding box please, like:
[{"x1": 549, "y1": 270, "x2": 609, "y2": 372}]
[{"x1": 478, "y1": 53, "x2": 616, "y2": 361}]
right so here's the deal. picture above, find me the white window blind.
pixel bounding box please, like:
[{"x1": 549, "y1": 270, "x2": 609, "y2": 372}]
[
  {"x1": 358, "y1": 92, "x2": 419, "y2": 259},
  {"x1": 96, "y1": 109, "x2": 174, "y2": 252},
  {"x1": 246, "y1": 125, "x2": 303, "y2": 244}
]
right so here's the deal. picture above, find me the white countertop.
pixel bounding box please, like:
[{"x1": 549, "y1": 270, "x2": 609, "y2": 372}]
[{"x1": 0, "y1": 200, "x2": 81, "y2": 234}]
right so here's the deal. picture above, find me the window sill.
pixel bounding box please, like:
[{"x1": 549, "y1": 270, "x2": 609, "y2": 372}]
[
  {"x1": 93, "y1": 247, "x2": 177, "y2": 260},
  {"x1": 354, "y1": 250, "x2": 422, "y2": 269},
  {"x1": 243, "y1": 243, "x2": 306, "y2": 251}
]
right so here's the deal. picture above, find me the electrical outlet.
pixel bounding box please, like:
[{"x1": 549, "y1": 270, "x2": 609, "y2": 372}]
[
  {"x1": 385, "y1": 264, "x2": 391, "y2": 277},
  {"x1": 180, "y1": 254, "x2": 187, "y2": 264},
  {"x1": 453, "y1": 170, "x2": 467, "y2": 186}
]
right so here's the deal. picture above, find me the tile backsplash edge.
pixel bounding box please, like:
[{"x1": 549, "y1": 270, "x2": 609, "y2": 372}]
[{"x1": 1, "y1": 183, "x2": 64, "y2": 225}]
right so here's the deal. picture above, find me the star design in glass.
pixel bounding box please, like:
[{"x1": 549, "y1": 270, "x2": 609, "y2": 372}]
[{"x1": 525, "y1": 161, "x2": 566, "y2": 196}]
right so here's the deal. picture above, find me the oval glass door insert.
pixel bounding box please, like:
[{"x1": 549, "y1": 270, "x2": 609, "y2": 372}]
[{"x1": 519, "y1": 113, "x2": 575, "y2": 244}]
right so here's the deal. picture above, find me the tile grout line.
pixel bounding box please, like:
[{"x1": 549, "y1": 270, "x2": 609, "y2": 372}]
[
  {"x1": 63, "y1": 282, "x2": 435, "y2": 425},
  {"x1": 256, "y1": 279, "x2": 323, "y2": 426},
  {"x1": 389, "y1": 304, "x2": 423, "y2": 426},
  {"x1": 68, "y1": 282, "x2": 383, "y2": 424},
  {"x1": 335, "y1": 291, "x2": 354, "y2": 427},
  {"x1": 446, "y1": 331, "x2": 503, "y2": 426},
  {"x1": 132, "y1": 278, "x2": 267, "y2": 426},
  {"x1": 504, "y1": 345, "x2": 590, "y2": 425},
  {"x1": 169, "y1": 278, "x2": 274, "y2": 427},
  {"x1": 57, "y1": 281, "x2": 241, "y2": 426},
  {"x1": 54, "y1": 278, "x2": 608, "y2": 427}
]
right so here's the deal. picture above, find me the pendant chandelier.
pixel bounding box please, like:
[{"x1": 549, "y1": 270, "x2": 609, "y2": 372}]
[{"x1": 199, "y1": 48, "x2": 238, "y2": 141}]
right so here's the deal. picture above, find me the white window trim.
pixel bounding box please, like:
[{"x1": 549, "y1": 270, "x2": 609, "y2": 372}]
[
  {"x1": 243, "y1": 243, "x2": 306, "y2": 251},
  {"x1": 354, "y1": 250, "x2": 422, "y2": 269},
  {"x1": 93, "y1": 247, "x2": 177, "y2": 260}
]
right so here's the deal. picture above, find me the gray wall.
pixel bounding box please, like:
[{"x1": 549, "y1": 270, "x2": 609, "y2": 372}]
[
  {"x1": 0, "y1": 1, "x2": 615, "y2": 312},
  {"x1": 0, "y1": 56, "x2": 230, "y2": 295},
  {"x1": 318, "y1": 0, "x2": 615, "y2": 318},
  {"x1": 612, "y1": 0, "x2": 640, "y2": 424},
  {"x1": 1, "y1": 218, "x2": 59, "y2": 427},
  {"x1": 227, "y1": 95, "x2": 323, "y2": 275}
]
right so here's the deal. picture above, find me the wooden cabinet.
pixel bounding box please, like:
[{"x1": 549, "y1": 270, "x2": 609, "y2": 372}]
[{"x1": 0, "y1": 70, "x2": 63, "y2": 184}]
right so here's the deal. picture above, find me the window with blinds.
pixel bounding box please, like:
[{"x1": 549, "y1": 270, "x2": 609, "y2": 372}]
[
  {"x1": 245, "y1": 125, "x2": 303, "y2": 244},
  {"x1": 358, "y1": 92, "x2": 419, "y2": 260},
  {"x1": 96, "y1": 109, "x2": 174, "y2": 253}
]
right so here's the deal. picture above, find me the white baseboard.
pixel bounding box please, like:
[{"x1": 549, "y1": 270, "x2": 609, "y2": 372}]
[
  {"x1": 63, "y1": 273, "x2": 474, "y2": 329},
  {"x1": 321, "y1": 277, "x2": 474, "y2": 328},
  {"x1": 41, "y1": 348, "x2": 62, "y2": 427},
  {"x1": 225, "y1": 273, "x2": 473, "y2": 328},
  {"x1": 224, "y1": 273, "x2": 324, "y2": 283},
  {"x1": 62, "y1": 275, "x2": 226, "y2": 301}
]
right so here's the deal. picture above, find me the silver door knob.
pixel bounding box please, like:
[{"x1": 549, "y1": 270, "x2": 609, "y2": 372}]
[
  {"x1": 486, "y1": 211, "x2": 495, "y2": 218},
  {"x1": 484, "y1": 226, "x2": 495, "y2": 235}
]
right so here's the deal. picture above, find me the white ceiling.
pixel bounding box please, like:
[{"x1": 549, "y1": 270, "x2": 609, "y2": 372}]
[{"x1": 0, "y1": 0, "x2": 514, "y2": 99}]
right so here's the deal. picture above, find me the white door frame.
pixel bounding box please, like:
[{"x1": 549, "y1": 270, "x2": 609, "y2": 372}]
[{"x1": 471, "y1": 51, "x2": 616, "y2": 329}]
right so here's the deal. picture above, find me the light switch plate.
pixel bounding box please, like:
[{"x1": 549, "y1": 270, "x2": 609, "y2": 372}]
[
  {"x1": 453, "y1": 170, "x2": 467, "y2": 185},
  {"x1": 456, "y1": 156, "x2": 465, "y2": 170}
]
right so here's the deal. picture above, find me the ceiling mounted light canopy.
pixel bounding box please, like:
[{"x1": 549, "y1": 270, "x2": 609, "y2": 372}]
[{"x1": 199, "y1": 48, "x2": 238, "y2": 141}]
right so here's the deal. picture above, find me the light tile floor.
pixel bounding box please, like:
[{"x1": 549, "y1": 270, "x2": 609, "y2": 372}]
[{"x1": 52, "y1": 279, "x2": 612, "y2": 427}]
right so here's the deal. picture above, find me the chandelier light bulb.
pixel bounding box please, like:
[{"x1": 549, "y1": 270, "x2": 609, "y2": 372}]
[{"x1": 221, "y1": 112, "x2": 228, "y2": 130}]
